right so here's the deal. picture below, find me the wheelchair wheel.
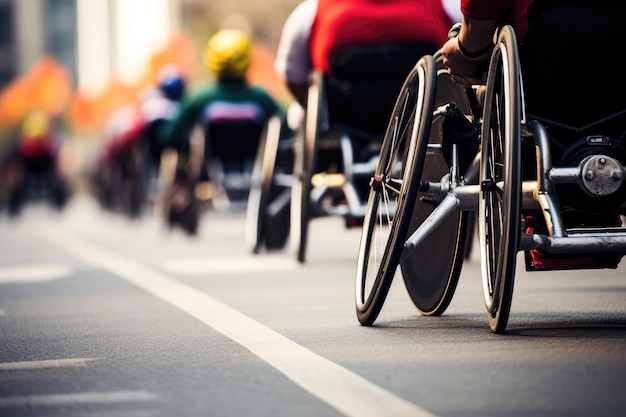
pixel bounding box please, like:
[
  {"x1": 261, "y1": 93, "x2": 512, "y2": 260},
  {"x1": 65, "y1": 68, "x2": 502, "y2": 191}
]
[
  {"x1": 401, "y1": 60, "x2": 473, "y2": 316},
  {"x1": 355, "y1": 56, "x2": 437, "y2": 325},
  {"x1": 245, "y1": 115, "x2": 282, "y2": 254},
  {"x1": 479, "y1": 25, "x2": 522, "y2": 334},
  {"x1": 290, "y1": 72, "x2": 325, "y2": 263}
]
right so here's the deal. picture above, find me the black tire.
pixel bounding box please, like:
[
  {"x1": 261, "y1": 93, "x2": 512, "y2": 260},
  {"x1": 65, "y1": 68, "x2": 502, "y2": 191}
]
[
  {"x1": 401, "y1": 59, "x2": 472, "y2": 316},
  {"x1": 355, "y1": 56, "x2": 437, "y2": 325},
  {"x1": 51, "y1": 177, "x2": 70, "y2": 209},
  {"x1": 264, "y1": 189, "x2": 291, "y2": 249},
  {"x1": 182, "y1": 197, "x2": 199, "y2": 235},
  {"x1": 165, "y1": 154, "x2": 200, "y2": 235},
  {"x1": 245, "y1": 115, "x2": 282, "y2": 254},
  {"x1": 8, "y1": 184, "x2": 23, "y2": 216},
  {"x1": 290, "y1": 72, "x2": 324, "y2": 263},
  {"x1": 479, "y1": 25, "x2": 522, "y2": 334}
]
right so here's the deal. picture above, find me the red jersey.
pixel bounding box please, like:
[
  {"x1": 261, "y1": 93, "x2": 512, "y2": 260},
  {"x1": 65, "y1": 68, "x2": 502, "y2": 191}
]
[
  {"x1": 461, "y1": 0, "x2": 533, "y2": 40},
  {"x1": 19, "y1": 135, "x2": 56, "y2": 160},
  {"x1": 311, "y1": 0, "x2": 454, "y2": 75}
]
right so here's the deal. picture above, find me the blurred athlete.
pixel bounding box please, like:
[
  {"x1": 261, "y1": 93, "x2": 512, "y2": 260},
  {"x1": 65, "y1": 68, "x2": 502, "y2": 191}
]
[
  {"x1": 8, "y1": 110, "x2": 70, "y2": 214},
  {"x1": 162, "y1": 29, "x2": 289, "y2": 233},
  {"x1": 275, "y1": 0, "x2": 462, "y2": 111},
  {"x1": 166, "y1": 29, "x2": 286, "y2": 158}
]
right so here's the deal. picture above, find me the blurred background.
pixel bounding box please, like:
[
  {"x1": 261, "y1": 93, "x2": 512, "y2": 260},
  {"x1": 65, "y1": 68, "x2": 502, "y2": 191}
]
[{"x1": 0, "y1": 0, "x2": 300, "y2": 215}]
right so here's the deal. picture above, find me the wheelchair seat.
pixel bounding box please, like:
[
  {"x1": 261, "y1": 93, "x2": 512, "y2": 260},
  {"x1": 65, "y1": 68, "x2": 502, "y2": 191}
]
[
  {"x1": 204, "y1": 121, "x2": 264, "y2": 169},
  {"x1": 202, "y1": 120, "x2": 266, "y2": 204},
  {"x1": 321, "y1": 42, "x2": 440, "y2": 193},
  {"x1": 324, "y1": 41, "x2": 438, "y2": 135}
]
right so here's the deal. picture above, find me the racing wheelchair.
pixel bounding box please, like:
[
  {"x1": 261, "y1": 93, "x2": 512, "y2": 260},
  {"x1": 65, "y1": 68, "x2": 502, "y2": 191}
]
[
  {"x1": 290, "y1": 42, "x2": 438, "y2": 263},
  {"x1": 355, "y1": 5, "x2": 626, "y2": 333},
  {"x1": 160, "y1": 116, "x2": 277, "y2": 235}
]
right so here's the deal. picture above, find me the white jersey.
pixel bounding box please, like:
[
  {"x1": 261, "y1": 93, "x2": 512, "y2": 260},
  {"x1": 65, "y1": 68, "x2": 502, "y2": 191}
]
[
  {"x1": 274, "y1": 0, "x2": 461, "y2": 86},
  {"x1": 274, "y1": 0, "x2": 317, "y2": 85}
]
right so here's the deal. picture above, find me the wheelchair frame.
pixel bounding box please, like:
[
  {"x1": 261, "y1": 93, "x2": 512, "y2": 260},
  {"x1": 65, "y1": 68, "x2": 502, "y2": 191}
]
[
  {"x1": 355, "y1": 25, "x2": 626, "y2": 333},
  {"x1": 289, "y1": 70, "x2": 383, "y2": 263}
]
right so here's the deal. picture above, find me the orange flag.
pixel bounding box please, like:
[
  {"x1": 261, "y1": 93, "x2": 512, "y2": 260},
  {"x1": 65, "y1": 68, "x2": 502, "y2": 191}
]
[{"x1": 0, "y1": 56, "x2": 72, "y2": 127}]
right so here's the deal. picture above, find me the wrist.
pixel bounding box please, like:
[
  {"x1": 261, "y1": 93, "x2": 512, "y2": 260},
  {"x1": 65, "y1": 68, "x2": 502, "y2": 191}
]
[{"x1": 457, "y1": 38, "x2": 493, "y2": 61}]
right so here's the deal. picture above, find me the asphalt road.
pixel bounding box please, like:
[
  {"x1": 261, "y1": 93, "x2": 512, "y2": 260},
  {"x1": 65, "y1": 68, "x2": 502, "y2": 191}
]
[{"x1": 1, "y1": 195, "x2": 625, "y2": 417}]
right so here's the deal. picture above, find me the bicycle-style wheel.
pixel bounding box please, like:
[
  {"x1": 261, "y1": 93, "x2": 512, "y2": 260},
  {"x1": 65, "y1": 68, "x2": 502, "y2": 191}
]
[
  {"x1": 245, "y1": 115, "x2": 282, "y2": 254},
  {"x1": 355, "y1": 56, "x2": 437, "y2": 325},
  {"x1": 479, "y1": 25, "x2": 522, "y2": 334},
  {"x1": 401, "y1": 60, "x2": 473, "y2": 316},
  {"x1": 290, "y1": 71, "x2": 324, "y2": 263}
]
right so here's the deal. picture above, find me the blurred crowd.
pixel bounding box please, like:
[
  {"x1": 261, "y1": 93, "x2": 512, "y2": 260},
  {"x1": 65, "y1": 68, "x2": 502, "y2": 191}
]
[{"x1": 0, "y1": 25, "x2": 291, "y2": 233}]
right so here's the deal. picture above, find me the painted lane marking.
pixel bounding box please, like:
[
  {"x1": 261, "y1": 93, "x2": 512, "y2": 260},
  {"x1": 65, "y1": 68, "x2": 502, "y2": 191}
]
[
  {"x1": 161, "y1": 257, "x2": 297, "y2": 274},
  {"x1": 0, "y1": 264, "x2": 72, "y2": 284},
  {"x1": 0, "y1": 358, "x2": 99, "y2": 371},
  {"x1": 42, "y1": 226, "x2": 438, "y2": 417},
  {"x1": 0, "y1": 391, "x2": 158, "y2": 408}
]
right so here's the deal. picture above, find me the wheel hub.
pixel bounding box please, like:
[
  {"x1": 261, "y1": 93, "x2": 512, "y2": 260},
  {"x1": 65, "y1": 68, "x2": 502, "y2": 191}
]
[{"x1": 579, "y1": 154, "x2": 624, "y2": 197}]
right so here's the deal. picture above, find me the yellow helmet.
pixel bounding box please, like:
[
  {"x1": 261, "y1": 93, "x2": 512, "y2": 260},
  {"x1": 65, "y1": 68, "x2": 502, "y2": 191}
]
[
  {"x1": 22, "y1": 110, "x2": 50, "y2": 139},
  {"x1": 202, "y1": 29, "x2": 252, "y2": 78}
]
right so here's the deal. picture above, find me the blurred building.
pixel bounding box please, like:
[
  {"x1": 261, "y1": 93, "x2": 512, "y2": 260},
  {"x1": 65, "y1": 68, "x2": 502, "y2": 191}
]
[{"x1": 0, "y1": 0, "x2": 181, "y2": 96}]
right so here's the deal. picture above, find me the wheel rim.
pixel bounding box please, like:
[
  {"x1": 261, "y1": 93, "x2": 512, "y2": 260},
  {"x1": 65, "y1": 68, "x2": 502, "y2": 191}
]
[
  {"x1": 245, "y1": 116, "x2": 281, "y2": 253},
  {"x1": 478, "y1": 26, "x2": 521, "y2": 333},
  {"x1": 291, "y1": 77, "x2": 322, "y2": 263},
  {"x1": 355, "y1": 57, "x2": 436, "y2": 324}
]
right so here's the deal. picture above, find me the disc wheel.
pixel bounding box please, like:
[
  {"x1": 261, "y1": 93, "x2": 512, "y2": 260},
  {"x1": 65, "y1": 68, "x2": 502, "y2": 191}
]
[
  {"x1": 290, "y1": 71, "x2": 324, "y2": 263},
  {"x1": 401, "y1": 59, "x2": 473, "y2": 316},
  {"x1": 355, "y1": 56, "x2": 437, "y2": 325},
  {"x1": 479, "y1": 25, "x2": 522, "y2": 334},
  {"x1": 245, "y1": 115, "x2": 282, "y2": 254}
]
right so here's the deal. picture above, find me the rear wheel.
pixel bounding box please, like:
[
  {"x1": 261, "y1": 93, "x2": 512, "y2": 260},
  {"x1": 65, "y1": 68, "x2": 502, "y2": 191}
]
[
  {"x1": 291, "y1": 72, "x2": 325, "y2": 263},
  {"x1": 479, "y1": 25, "x2": 522, "y2": 334},
  {"x1": 245, "y1": 116, "x2": 282, "y2": 254}
]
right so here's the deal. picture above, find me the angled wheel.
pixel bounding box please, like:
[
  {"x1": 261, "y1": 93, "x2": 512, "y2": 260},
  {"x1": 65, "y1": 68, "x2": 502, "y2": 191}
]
[
  {"x1": 401, "y1": 60, "x2": 474, "y2": 316},
  {"x1": 355, "y1": 56, "x2": 437, "y2": 325},
  {"x1": 290, "y1": 71, "x2": 325, "y2": 263},
  {"x1": 479, "y1": 25, "x2": 522, "y2": 334},
  {"x1": 245, "y1": 115, "x2": 282, "y2": 254}
]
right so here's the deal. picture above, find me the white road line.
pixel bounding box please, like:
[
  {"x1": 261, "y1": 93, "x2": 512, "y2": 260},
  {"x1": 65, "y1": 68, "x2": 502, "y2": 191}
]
[
  {"x1": 161, "y1": 257, "x2": 297, "y2": 274},
  {"x1": 0, "y1": 264, "x2": 72, "y2": 284},
  {"x1": 42, "y1": 226, "x2": 438, "y2": 417},
  {"x1": 0, "y1": 358, "x2": 99, "y2": 370},
  {"x1": 0, "y1": 391, "x2": 158, "y2": 407}
]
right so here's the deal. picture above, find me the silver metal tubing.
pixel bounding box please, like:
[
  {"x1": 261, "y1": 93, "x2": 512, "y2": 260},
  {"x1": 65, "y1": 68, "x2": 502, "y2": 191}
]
[
  {"x1": 548, "y1": 167, "x2": 580, "y2": 184},
  {"x1": 403, "y1": 184, "x2": 480, "y2": 253},
  {"x1": 527, "y1": 120, "x2": 568, "y2": 237},
  {"x1": 534, "y1": 191, "x2": 568, "y2": 238},
  {"x1": 403, "y1": 194, "x2": 461, "y2": 254},
  {"x1": 519, "y1": 229, "x2": 626, "y2": 254},
  {"x1": 339, "y1": 132, "x2": 354, "y2": 183}
]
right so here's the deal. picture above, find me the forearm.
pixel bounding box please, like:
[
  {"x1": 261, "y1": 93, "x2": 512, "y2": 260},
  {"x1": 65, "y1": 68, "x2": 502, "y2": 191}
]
[{"x1": 458, "y1": 15, "x2": 497, "y2": 56}]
